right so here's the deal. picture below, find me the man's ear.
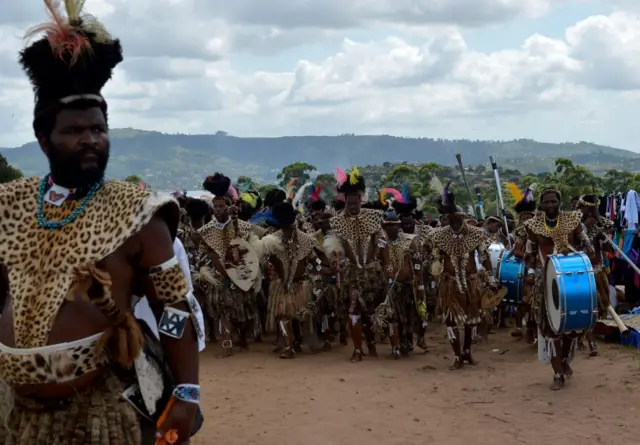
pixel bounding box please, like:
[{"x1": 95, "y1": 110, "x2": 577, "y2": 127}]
[{"x1": 36, "y1": 133, "x2": 50, "y2": 156}]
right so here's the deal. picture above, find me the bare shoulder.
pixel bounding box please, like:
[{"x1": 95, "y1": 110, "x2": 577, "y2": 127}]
[{"x1": 135, "y1": 211, "x2": 178, "y2": 268}]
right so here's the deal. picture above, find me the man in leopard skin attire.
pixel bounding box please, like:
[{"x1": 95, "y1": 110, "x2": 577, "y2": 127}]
[
  {"x1": 523, "y1": 188, "x2": 593, "y2": 390},
  {"x1": 0, "y1": 2, "x2": 199, "y2": 442},
  {"x1": 330, "y1": 167, "x2": 385, "y2": 362}
]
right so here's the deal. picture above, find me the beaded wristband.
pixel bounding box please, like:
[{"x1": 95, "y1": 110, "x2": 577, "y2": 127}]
[{"x1": 172, "y1": 384, "x2": 201, "y2": 404}]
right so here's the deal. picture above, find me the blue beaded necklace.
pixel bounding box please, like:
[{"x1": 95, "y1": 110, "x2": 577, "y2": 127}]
[{"x1": 37, "y1": 174, "x2": 104, "y2": 231}]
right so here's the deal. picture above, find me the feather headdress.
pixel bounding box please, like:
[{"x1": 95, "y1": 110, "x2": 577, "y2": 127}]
[
  {"x1": 292, "y1": 182, "x2": 312, "y2": 210},
  {"x1": 286, "y1": 178, "x2": 298, "y2": 200},
  {"x1": 430, "y1": 175, "x2": 445, "y2": 197},
  {"x1": 250, "y1": 208, "x2": 276, "y2": 225},
  {"x1": 336, "y1": 166, "x2": 365, "y2": 195},
  {"x1": 240, "y1": 191, "x2": 259, "y2": 209},
  {"x1": 335, "y1": 168, "x2": 347, "y2": 187},
  {"x1": 380, "y1": 188, "x2": 403, "y2": 207},
  {"x1": 514, "y1": 183, "x2": 537, "y2": 214},
  {"x1": 21, "y1": 0, "x2": 122, "y2": 122},
  {"x1": 506, "y1": 182, "x2": 523, "y2": 204},
  {"x1": 392, "y1": 184, "x2": 417, "y2": 216},
  {"x1": 437, "y1": 180, "x2": 457, "y2": 214},
  {"x1": 309, "y1": 184, "x2": 323, "y2": 202}
]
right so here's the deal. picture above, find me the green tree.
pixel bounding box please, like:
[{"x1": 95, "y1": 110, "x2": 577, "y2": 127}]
[
  {"x1": 314, "y1": 173, "x2": 337, "y2": 201},
  {"x1": 236, "y1": 175, "x2": 258, "y2": 192},
  {"x1": 382, "y1": 164, "x2": 417, "y2": 185},
  {"x1": 0, "y1": 154, "x2": 22, "y2": 184},
  {"x1": 277, "y1": 162, "x2": 317, "y2": 187},
  {"x1": 124, "y1": 174, "x2": 143, "y2": 184}
]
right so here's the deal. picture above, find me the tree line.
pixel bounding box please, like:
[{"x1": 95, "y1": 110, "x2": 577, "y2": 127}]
[{"x1": 2, "y1": 155, "x2": 638, "y2": 217}]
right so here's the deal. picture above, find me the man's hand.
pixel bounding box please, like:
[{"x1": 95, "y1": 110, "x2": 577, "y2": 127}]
[{"x1": 156, "y1": 399, "x2": 198, "y2": 445}]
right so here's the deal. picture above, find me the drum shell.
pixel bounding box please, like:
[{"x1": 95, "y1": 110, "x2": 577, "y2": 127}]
[
  {"x1": 497, "y1": 250, "x2": 524, "y2": 305},
  {"x1": 488, "y1": 243, "x2": 505, "y2": 277},
  {"x1": 544, "y1": 253, "x2": 598, "y2": 334}
]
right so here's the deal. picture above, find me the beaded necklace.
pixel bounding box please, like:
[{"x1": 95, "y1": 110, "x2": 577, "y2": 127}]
[
  {"x1": 544, "y1": 214, "x2": 559, "y2": 232},
  {"x1": 37, "y1": 174, "x2": 104, "y2": 231}
]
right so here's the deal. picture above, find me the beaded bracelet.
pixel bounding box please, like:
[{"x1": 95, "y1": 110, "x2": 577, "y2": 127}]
[{"x1": 172, "y1": 384, "x2": 200, "y2": 404}]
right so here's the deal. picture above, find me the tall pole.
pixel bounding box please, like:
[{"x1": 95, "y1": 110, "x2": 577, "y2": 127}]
[
  {"x1": 455, "y1": 153, "x2": 478, "y2": 219},
  {"x1": 490, "y1": 156, "x2": 512, "y2": 248}
]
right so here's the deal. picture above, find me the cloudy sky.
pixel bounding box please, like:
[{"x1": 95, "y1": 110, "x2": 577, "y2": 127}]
[{"x1": 0, "y1": 0, "x2": 638, "y2": 150}]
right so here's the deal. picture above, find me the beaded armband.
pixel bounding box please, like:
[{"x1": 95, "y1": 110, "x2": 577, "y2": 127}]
[{"x1": 172, "y1": 384, "x2": 200, "y2": 404}]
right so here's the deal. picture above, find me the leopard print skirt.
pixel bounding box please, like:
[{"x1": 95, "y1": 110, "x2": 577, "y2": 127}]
[
  {"x1": 0, "y1": 370, "x2": 142, "y2": 445},
  {"x1": 437, "y1": 273, "x2": 483, "y2": 325}
]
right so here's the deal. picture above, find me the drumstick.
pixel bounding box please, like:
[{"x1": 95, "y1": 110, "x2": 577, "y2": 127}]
[
  {"x1": 607, "y1": 305, "x2": 629, "y2": 335},
  {"x1": 604, "y1": 237, "x2": 640, "y2": 277}
]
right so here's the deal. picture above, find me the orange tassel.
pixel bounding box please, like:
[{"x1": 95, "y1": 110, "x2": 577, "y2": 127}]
[{"x1": 156, "y1": 397, "x2": 180, "y2": 445}]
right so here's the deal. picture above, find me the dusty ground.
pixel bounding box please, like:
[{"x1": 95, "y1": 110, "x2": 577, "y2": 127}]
[{"x1": 192, "y1": 326, "x2": 640, "y2": 445}]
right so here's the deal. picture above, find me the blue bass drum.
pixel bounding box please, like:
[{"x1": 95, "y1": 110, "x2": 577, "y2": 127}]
[
  {"x1": 497, "y1": 250, "x2": 525, "y2": 305},
  {"x1": 544, "y1": 253, "x2": 598, "y2": 334}
]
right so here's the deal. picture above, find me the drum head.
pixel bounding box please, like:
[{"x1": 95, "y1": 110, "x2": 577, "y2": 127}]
[
  {"x1": 544, "y1": 258, "x2": 562, "y2": 332},
  {"x1": 488, "y1": 243, "x2": 505, "y2": 277}
]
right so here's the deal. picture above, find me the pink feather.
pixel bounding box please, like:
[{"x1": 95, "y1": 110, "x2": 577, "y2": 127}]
[
  {"x1": 382, "y1": 188, "x2": 404, "y2": 203},
  {"x1": 229, "y1": 185, "x2": 239, "y2": 201},
  {"x1": 310, "y1": 184, "x2": 323, "y2": 201},
  {"x1": 335, "y1": 167, "x2": 347, "y2": 186}
]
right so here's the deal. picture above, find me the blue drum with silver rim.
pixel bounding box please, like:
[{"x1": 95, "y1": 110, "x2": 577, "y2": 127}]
[
  {"x1": 544, "y1": 253, "x2": 598, "y2": 334},
  {"x1": 497, "y1": 250, "x2": 525, "y2": 305}
]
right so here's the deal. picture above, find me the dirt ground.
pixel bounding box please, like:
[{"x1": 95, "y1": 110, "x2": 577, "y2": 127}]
[{"x1": 192, "y1": 326, "x2": 640, "y2": 445}]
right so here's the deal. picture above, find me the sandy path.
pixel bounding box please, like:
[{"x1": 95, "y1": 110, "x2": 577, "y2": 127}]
[{"x1": 192, "y1": 327, "x2": 640, "y2": 445}]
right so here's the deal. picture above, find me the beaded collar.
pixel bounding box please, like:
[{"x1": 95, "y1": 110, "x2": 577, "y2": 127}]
[{"x1": 37, "y1": 174, "x2": 104, "y2": 231}]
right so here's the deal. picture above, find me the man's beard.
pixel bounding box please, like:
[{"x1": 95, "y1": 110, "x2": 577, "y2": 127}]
[{"x1": 48, "y1": 142, "x2": 109, "y2": 189}]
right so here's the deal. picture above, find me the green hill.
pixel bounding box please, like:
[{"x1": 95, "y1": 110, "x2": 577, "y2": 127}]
[{"x1": 2, "y1": 129, "x2": 637, "y2": 189}]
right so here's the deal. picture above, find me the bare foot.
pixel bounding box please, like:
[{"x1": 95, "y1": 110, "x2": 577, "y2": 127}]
[
  {"x1": 350, "y1": 349, "x2": 363, "y2": 363},
  {"x1": 280, "y1": 347, "x2": 295, "y2": 359},
  {"x1": 551, "y1": 374, "x2": 564, "y2": 390},
  {"x1": 449, "y1": 357, "x2": 463, "y2": 370}
]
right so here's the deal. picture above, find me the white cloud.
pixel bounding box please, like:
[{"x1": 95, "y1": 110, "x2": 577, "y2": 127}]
[{"x1": 0, "y1": 1, "x2": 639, "y2": 151}]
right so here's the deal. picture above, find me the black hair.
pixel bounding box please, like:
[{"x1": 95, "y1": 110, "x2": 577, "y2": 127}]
[
  {"x1": 185, "y1": 198, "x2": 211, "y2": 220},
  {"x1": 265, "y1": 188, "x2": 286, "y2": 207},
  {"x1": 271, "y1": 201, "x2": 297, "y2": 228}
]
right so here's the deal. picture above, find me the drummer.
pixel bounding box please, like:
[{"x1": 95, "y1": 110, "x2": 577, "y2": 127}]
[
  {"x1": 579, "y1": 195, "x2": 614, "y2": 357},
  {"x1": 483, "y1": 216, "x2": 508, "y2": 245},
  {"x1": 510, "y1": 186, "x2": 537, "y2": 342},
  {"x1": 523, "y1": 188, "x2": 594, "y2": 390}
]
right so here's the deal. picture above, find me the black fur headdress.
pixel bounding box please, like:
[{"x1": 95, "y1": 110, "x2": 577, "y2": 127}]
[
  {"x1": 392, "y1": 199, "x2": 417, "y2": 217},
  {"x1": 437, "y1": 181, "x2": 457, "y2": 215},
  {"x1": 202, "y1": 173, "x2": 231, "y2": 198},
  {"x1": 309, "y1": 199, "x2": 326, "y2": 211},
  {"x1": 20, "y1": 1, "x2": 122, "y2": 130}
]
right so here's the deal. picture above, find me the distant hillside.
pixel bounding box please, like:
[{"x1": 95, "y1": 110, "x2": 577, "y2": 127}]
[{"x1": 2, "y1": 129, "x2": 638, "y2": 189}]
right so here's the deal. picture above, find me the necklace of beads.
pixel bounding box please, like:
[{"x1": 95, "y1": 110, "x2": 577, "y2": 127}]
[
  {"x1": 544, "y1": 214, "x2": 559, "y2": 232},
  {"x1": 37, "y1": 174, "x2": 104, "y2": 231}
]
